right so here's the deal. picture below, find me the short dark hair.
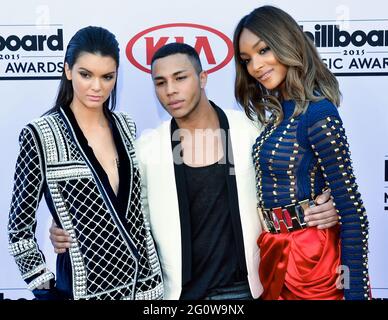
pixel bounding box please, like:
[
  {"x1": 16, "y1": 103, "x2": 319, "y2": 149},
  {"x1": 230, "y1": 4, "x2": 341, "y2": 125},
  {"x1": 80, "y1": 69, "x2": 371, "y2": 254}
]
[{"x1": 150, "y1": 42, "x2": 203, "y2": 74}]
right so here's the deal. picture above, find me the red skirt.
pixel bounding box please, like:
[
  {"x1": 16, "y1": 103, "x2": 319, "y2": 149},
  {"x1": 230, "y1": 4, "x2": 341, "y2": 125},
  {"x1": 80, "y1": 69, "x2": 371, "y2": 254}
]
[{"x1": 258, "y1": 225, "x2": 344, "y2": 300}]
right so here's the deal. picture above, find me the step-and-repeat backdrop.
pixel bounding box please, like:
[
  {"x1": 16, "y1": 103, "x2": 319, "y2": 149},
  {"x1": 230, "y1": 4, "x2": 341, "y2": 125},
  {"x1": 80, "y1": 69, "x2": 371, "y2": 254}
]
[{"x1": 1, "y1": 0, "x2": 387, "y2": 299}]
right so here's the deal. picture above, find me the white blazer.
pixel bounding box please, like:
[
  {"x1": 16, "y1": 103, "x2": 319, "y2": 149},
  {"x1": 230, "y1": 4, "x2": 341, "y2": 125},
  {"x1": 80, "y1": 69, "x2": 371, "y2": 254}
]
[{"x1": 136, "y1": 109, "x2": 263, "y2": 299}]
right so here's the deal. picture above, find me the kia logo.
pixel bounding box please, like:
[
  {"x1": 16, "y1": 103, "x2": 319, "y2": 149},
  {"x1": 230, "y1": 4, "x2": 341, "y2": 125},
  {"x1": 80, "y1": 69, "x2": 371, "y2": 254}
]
[{"x1": 126, "y1": 23, "x2": 234, "y2": 74}]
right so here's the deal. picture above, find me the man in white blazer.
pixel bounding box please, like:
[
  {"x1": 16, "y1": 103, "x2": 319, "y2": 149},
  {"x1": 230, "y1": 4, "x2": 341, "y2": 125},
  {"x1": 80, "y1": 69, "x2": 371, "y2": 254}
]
[
  {"x1": 49, "y1": 43, "x2": 338, "y2": 300},
  {"x1": 135, "y1": 43, "x2": 338, "y2": 300}
]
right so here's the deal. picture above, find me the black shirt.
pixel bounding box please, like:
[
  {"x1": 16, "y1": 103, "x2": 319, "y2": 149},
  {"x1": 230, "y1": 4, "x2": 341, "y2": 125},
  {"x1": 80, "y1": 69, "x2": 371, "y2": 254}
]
[
  {"x1": 170, "y1": 101, "x2": 249, "y2": 300},
  {"x1": 179, "y1": 160, "x2": 243, "y2": 300}
]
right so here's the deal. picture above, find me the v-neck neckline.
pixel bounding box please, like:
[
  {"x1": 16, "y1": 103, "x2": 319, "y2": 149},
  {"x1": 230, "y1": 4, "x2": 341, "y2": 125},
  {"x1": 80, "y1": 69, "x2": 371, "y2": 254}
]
[{"x1": 60, "y1": 106, "x2": 131, "y2": 218}]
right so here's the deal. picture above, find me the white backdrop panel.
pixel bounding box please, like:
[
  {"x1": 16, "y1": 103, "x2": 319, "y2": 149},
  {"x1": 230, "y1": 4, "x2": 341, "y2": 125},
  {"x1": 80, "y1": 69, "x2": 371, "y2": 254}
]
[{"x1": 0, "y1": 0, "x2": 386, "y2": 299}]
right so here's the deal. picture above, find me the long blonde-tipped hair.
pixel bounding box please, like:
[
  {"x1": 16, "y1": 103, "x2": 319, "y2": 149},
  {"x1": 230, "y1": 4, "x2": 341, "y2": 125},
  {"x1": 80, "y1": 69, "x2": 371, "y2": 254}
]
[{"x1": 233, "y1": 5, "x2": 341, "y2": 125}]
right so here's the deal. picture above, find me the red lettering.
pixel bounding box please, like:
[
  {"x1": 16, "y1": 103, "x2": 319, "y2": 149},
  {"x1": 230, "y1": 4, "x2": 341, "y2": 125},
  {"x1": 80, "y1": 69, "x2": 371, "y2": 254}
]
[
  {"x1": 273, "y1": 207, "x2": 289, "y2": 233},
  {"x1": 282, "y1": 209, "x2": 293, "y2": 227},
  {"x1": 145, "y1": 36, "x2": 216, "y2": 66},
  {"x1": 174, "y1": 36, "x2": 184, "y2": 43},
  {"x1": 194, "y1": 36, "x2": 216, "y2": 65},
  {"x1": 145, "y1": 36, "x2": 169, "y2": 65}
]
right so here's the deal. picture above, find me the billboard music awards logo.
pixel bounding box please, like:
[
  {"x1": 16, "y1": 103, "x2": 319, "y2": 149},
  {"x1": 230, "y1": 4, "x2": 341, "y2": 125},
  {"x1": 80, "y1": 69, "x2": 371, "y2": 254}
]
[
  {"x1": 299, "y1": 19, "x2": 388, "y2": 76},
  {"x1": 126, "y1": 23, "x2": 234, "y2": 74},
  {"x1": 0, "y1": 25, "x2": 64, "y2": 80}
]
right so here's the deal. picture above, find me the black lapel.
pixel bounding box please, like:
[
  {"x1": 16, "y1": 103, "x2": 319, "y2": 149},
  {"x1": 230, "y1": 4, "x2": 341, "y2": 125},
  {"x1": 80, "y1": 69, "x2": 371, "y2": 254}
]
[
  {"x1": 170, "y1": 118, "x2": 192, "y2": 285},
  {"x1": 211, "y1": 101, "x2": 248, "y2": 276}
]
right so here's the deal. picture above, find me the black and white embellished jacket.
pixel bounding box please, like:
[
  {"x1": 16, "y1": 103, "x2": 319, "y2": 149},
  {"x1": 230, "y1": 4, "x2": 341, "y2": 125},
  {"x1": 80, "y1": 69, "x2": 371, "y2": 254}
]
[{"x1": 8, "y1": 107, "x2": 163, "y2": 300}]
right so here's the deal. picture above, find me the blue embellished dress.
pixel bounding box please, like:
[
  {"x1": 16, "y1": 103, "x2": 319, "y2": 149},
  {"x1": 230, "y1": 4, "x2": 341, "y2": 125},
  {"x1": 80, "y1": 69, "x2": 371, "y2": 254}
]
[{"x1": 252, "y1": 99, "x2": 370, "y2": 300}]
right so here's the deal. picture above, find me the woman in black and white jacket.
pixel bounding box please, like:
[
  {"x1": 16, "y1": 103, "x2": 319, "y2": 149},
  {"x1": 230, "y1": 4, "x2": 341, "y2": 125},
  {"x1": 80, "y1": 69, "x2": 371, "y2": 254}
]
[{"x1": 7, "y1": 26, "x2": 163, "y2": 300}]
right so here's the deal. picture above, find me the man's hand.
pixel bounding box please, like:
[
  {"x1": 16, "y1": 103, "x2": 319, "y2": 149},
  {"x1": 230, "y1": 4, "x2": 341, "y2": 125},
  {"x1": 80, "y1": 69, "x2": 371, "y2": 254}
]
[
  {"x1": 36, "y1": 271, "x2": 51, "y2": 289},
  {"x1": 36, "y1": 281, "x2": 51, "y2": 290},
  {"x1": 49, "y1": 220, "x2": 73, "y2": 254},
  {"x1": 304, "y1": 189, "x2": 339, "y2": 229}
]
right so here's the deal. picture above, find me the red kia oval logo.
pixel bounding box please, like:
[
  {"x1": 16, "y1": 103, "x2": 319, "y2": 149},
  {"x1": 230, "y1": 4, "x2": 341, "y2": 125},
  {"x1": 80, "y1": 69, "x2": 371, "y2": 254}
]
[{"x1": 126, "y1": 23, "x2": 234, "y2": 74}]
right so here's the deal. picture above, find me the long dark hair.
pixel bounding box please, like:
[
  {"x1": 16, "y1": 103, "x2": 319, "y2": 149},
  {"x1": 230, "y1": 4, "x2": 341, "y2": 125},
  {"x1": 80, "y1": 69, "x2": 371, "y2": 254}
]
[
  {"x1": 45, "y1": 26, "x2": 120, "y2": 115},
  {"x1": 233, "y1": 5, "x2": 340, "y2": 125}
]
